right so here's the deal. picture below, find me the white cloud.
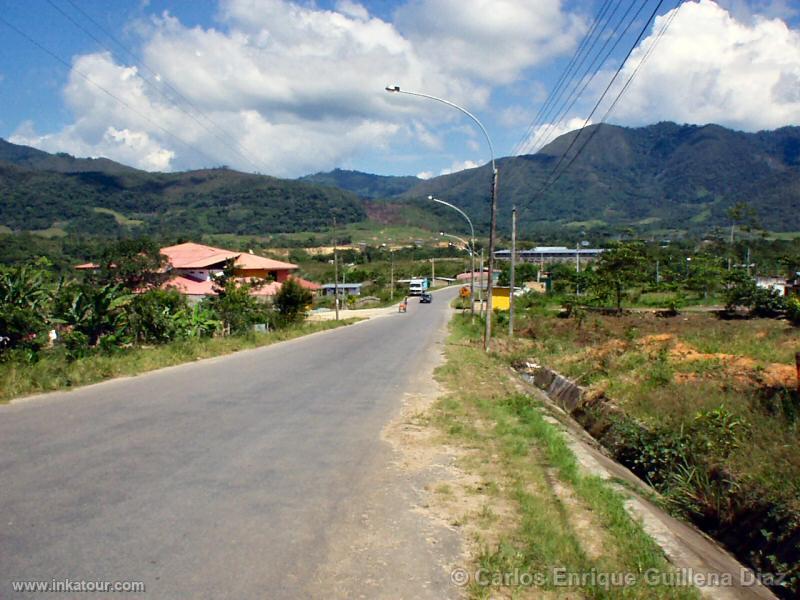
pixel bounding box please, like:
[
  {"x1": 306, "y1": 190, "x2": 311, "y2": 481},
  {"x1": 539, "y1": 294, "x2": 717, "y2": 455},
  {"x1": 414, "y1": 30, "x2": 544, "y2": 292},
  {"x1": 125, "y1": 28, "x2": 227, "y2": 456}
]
[
  {"x1": 416, "y1": 170, "x2": 433, "y2": 179},
  {"x1": 607, "y1": 0, "x2": 800, "y2": 131},
  {"x1": 335, "y1": 0, "x2": 370, "y2": 21},
  {"x1": 439, "y1": 159, "x2": 479, "y2": 175},
  {"x1": 8, "y1": 0, "x2": 585, "y2": 176},
  {"x1": 518, "y1": 117, "x2": 590, "y2": 155},
  {"x1": 393, "y1": 0, "x2": 585, "y2": 84}
]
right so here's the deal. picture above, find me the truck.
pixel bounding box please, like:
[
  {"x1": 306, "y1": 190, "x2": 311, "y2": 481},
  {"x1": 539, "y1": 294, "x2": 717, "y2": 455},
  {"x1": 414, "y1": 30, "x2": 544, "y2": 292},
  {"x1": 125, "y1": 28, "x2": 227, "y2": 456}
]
[{"x1": 408, "y1": 278, "x2": 428, "y2": 296}]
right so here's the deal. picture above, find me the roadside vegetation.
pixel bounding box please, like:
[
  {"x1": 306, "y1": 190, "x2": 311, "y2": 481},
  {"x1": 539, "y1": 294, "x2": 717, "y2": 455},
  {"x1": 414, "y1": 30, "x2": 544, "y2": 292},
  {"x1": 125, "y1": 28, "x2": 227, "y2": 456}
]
[
  {"x1": 478, "y1": 245, "x2": 800, "y2": 598},
  {"x1": 0, "y1": 238, "x2": 348, "y2": 403},
  {"x1": 432, "y1": 314, "x2": 699, "y2": 599}
]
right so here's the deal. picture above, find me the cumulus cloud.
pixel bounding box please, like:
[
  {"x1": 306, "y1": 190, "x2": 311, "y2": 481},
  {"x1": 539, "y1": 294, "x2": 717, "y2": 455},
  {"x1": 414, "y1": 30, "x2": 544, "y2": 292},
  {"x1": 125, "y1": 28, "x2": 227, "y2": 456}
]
[
  {"x1": 394, "y1": 0, "x2": 585, "y2": 84},
  {"x1": 518, "y1": 117, "x2": 590, "y2": 155},
  {"x1": 607, "y1": 0, "x2": 800, "y2": 131},
  {"x1": 439, "y1": 158, "x2": 480, "y2": 175},
  {"x1": 9, "y1": 0, "x2": 584, "y2": 176}
]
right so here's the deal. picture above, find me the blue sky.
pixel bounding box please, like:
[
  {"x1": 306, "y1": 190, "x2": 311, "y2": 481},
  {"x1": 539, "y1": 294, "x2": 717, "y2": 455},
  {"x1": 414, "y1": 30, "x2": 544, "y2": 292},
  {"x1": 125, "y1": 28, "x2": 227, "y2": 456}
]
[{"x1": 1, "y1": 0, "x2": 798, "y2": 178}]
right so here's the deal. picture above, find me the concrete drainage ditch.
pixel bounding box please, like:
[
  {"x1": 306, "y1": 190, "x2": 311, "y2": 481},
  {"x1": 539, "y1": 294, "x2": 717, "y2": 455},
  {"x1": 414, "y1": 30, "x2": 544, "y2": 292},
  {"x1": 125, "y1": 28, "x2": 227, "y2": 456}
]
[{"x1": 513, "y1": 360, "x2": 778, "y2": 600}]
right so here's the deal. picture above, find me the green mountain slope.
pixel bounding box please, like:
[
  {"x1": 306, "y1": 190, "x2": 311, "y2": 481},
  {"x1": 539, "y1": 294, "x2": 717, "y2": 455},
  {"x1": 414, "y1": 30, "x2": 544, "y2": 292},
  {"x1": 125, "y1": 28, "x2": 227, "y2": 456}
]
[
  {"x1": 0, "y1": 141, "x2": 365, "y2": 237},
  {"x1": 299, "y1": 168, "x2": 420, "y2": 199},
  {"x1": 0, "y1": 138, "x2": 141, "y2": 175},
  {"x1": 400, "y1": 122, "x2": 800, "y2": 235}
]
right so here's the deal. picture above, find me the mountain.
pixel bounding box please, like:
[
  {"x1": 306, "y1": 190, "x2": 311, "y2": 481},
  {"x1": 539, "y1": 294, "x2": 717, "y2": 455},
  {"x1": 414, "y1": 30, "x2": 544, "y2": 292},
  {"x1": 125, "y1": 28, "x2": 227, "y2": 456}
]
[
  {"x1": 398, "y1": 122, "x2": 800, "y2": 235},
  {"x1": 0, "y1": 138, "x2": 141, "y2": 175},
  {"x1": 4, "y1": 122, "x2": 800, "y2": 241},
  {"x1": 0, "y1": 140, "x2": 365, "y2": 237},
  {"x1": 299, "y1": 168, "x2": 420, "y2": 199}
]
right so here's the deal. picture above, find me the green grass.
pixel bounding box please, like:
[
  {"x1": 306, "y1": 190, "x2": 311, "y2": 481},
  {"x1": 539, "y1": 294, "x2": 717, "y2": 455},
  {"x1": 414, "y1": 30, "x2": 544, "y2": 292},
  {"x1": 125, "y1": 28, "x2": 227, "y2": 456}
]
[
  {"x1": 433, "y1": 315, "x2": 697, "y2": 599},
  {"x1": 92, "y1": 207, "x2": 144, "y2": 226},
  {"x1": 29, "y1": 226, "x2": 67, "y2": 238},
  {"x1": 0, "y1": 319, "x2": 358, "y2": 403}
]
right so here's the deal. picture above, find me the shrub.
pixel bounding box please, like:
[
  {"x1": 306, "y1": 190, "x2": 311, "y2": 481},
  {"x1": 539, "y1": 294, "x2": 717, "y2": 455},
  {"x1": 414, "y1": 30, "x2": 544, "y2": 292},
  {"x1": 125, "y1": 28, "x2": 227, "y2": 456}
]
[
  {"x1": 786, "y1": 296, "x2": 800, "y2": 325},
  {"x1": 60, "y1": 330, "x2": 90, "y2": 361},
  {"x1": 274, "y1": 278, "x2": 312, "y2": 324},
  {"x1": 126, "y1": 289, "x2": 189, "y2": 344}
]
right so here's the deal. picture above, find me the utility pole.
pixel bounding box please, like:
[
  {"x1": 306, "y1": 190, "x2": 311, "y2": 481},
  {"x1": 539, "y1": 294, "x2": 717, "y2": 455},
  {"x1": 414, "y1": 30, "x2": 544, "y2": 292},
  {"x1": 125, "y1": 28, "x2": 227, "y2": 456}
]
[
  {"x1": 431, "y1": 257, "x2": 435, "y2": 287},
  {"x1": 478, "y1": 248, "x2": 485, "y2": 317},
  {"x1": 333, "y1": 216, "x2": 339, "y2": 321},
  {"x1": 747, "y1": 246, "x2": 752, "y2": 276},
  {"x1": 484, "y1": 168, "x2": 499, "y2": 351},
  {"x1": 509, "y1": 206, "x2": 516, "y2": 338},
  {"x1": 390, "y1": 249, "x2": 394, "y2": 301}
]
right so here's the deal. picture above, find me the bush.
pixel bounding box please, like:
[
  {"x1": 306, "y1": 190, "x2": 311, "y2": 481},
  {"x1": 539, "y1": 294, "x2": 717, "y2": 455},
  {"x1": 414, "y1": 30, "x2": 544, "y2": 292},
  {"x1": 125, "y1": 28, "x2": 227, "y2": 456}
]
[
  {"x1": 274, "y1": 278, "x2": 312, "y2": 324},
  {"x1": 60, "y1": 330, "x2": 90, "y2": 361},
  {"x1": 126, "y1": 289, "x2": 189, "y2": 344},
  {"x1": 787, "y1": 296, "x2": 800, "y2": 325}
]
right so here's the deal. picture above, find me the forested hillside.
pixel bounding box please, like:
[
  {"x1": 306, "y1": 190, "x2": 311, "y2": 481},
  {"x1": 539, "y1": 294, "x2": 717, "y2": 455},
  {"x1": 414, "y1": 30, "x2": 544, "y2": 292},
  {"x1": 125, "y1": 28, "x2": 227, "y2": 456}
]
[
  {"x1": 299, "y1": 168, "x2": 420, "y2": 198},
  {"x1": 0, "y1": 142, "x2": 365, "y2": 237},
  {"x1": 400, "y1": 122, "x2": 800, "y2": 235}
]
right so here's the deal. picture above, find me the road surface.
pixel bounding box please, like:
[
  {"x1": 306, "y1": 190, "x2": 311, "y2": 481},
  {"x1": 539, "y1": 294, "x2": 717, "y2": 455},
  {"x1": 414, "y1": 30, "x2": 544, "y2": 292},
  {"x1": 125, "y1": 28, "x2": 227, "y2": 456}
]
[{"x1": 1, "y1": 287, "x2": 462, "y2": 598}]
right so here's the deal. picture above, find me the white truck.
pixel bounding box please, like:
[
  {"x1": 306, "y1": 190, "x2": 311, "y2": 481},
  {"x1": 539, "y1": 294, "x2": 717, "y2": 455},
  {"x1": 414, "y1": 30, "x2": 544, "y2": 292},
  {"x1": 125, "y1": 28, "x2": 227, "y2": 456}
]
[{"x1": 408, "y1": 278, "x2": 428, "y2": 296}]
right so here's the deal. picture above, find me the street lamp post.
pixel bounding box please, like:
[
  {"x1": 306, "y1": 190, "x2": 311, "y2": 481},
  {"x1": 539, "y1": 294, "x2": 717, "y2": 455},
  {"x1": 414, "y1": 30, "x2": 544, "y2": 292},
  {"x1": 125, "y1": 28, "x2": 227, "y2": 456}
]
[
  {"x1": 429, "y1": 195, "x2": 475, "y2": 316},
  {"x1": 386, "y1": 85, "x2": 498, "y2": 351}
]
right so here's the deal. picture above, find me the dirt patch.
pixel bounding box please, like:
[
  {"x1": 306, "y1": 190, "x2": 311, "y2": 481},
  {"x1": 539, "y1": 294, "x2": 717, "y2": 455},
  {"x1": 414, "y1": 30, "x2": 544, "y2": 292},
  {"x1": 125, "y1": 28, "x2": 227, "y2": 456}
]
[
  {"x1": 383, "y1": 386, "x2": 520, "y2": 561},
  {"x1": 639, "y1": 334, "x2": 797, "y2": 389},
  {"x1": 545, "y1": 468, "x2": 608, "y2": 562}
]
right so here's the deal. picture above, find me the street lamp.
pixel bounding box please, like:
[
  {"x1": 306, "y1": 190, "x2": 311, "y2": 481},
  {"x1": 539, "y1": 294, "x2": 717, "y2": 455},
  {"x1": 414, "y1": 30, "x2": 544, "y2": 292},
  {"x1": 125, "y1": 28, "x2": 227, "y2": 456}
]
[
  {"x1": 430, "y1": 195, "x2": 475, "y2": 316},
  {"x1": 386, "y1": 85, "x2": 499, "y2": 351}
]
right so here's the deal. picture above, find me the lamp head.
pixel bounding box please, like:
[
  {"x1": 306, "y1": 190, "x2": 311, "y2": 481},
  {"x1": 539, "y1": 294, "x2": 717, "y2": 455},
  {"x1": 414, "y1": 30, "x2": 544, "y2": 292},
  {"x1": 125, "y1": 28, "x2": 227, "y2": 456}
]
[{"x1": 385, "y1": 85, "x2": 400, "y2": 92}]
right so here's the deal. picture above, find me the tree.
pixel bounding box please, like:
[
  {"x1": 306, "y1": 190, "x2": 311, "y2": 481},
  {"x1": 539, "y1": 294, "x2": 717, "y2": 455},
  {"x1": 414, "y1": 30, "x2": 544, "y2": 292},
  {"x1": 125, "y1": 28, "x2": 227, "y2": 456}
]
[
  {"x1": 207, "y1": 259, "x2": 264, "y2": 335},
  {"x1": 274, "y1": 278, "x2": 312, "y2": 323},
  {"x1": 94, "y1": 238, "x2": 169, "y2": 291},
  {"x1": 53, "y1": 281, "x2": 133, "y2": 346},
  {"x1": 498, "y1": 262, "x2": 538, "y2": 286},
  {"x1": 126, "y1": 288, "x2": 189, "y2": 344},
  {"x1": 723, "y1": 270, "x2": 785, "y2": 316},
  {"x1": 685, "y1": 255, "x2": 724, "y2": 299},
  {"x1": 590, "y1": 241, "x2": 647, "y2": 312},
  {"x1": 0, "y1": 260, "x2": 53, "y2": 355},
  {"x1": 727, "y1": 201, "x2": 760, "y2": 243}
]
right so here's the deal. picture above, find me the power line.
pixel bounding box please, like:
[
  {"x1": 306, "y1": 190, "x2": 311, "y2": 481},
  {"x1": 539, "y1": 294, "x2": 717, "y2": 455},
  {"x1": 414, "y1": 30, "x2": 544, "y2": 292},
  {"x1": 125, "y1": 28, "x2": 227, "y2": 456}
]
[
  {"x1": 530, "y1": 0, "x2": 670, "y2": 199},
  {"x1": 546, "y1": 1, "x2": 683, "y2": 191},
  {"x1": 0, "y1": 15, "x2": 221, "y2": 169},
  {"x1": 510, "y1": 0, "x2": 615, "y2": 157},
  {"x1": 520, "y1": 0, "x2": 646, "y2": 156},
  {"x1": 46, "y1": 0, "x2": 267, "y2": 173},
  {"x1": 514, "y1": 0, "x2": 625, "y2": 157}
]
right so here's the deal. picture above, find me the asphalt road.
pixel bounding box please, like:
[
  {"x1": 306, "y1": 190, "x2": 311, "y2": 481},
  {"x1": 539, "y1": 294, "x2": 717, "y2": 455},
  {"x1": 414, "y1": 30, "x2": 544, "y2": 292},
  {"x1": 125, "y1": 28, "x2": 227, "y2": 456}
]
[{"x1": 1, "y1": 287, "x2": 460, "y2": 598}]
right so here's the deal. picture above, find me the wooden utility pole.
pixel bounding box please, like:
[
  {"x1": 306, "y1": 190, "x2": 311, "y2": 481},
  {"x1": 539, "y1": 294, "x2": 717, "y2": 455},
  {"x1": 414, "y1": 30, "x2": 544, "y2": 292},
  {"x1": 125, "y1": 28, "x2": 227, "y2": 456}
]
[
  {"x1": 479, "y1": 248, "x2": 484, "y2": 317},
  {"x1": 509, "y1": 205, "x2": 516, "y2": 338},
  {"x1": 484, "y1": 168, "x2": 498, "y2": 351},
  {"x1": 333, "y1": 216, "x2": 339, "y2": 321},
  {"x1": 390, "y1": 249, "x2": 394, "y2": 301}
]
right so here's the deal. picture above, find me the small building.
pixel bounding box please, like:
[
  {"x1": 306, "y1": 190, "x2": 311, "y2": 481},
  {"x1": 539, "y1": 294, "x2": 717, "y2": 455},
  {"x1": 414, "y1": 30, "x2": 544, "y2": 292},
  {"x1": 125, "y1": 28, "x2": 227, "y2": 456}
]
[
  {"x1": 76, "y1": 241, "x2": 320, "y2": 303},
  {"x1": 756, "y1": 276, "x2": 790, "y2": 296},
  {"x1": 494, "y1": 246, "x2": 604, "y2": 265},
  {"x1": 320, "y1": 283, "x2": 362, "y2": 297}
]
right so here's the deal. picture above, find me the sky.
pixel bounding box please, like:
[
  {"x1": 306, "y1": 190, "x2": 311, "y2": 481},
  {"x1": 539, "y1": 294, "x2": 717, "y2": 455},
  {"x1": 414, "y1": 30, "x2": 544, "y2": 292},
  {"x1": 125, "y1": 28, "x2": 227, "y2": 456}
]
[{"x1": 0, "y1": 0, "x2": 799, "y2": 179}]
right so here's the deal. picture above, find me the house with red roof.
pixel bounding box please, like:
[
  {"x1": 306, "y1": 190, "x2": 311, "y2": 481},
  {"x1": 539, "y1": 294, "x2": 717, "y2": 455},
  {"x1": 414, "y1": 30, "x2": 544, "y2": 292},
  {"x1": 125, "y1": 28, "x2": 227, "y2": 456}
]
[{"x1": 77, "y1": 242, "x2": 319, "y2": 303}]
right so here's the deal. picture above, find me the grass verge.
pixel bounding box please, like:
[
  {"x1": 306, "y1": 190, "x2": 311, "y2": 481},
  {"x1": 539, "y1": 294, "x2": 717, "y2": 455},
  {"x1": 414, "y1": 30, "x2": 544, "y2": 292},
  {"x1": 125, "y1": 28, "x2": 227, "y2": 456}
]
[
  {"x1": 0, "y1": 319, "x2": 359, "y2": 403},
  {"x1": 432, "y1": 313, "x2": 698, "y2": 599}
]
